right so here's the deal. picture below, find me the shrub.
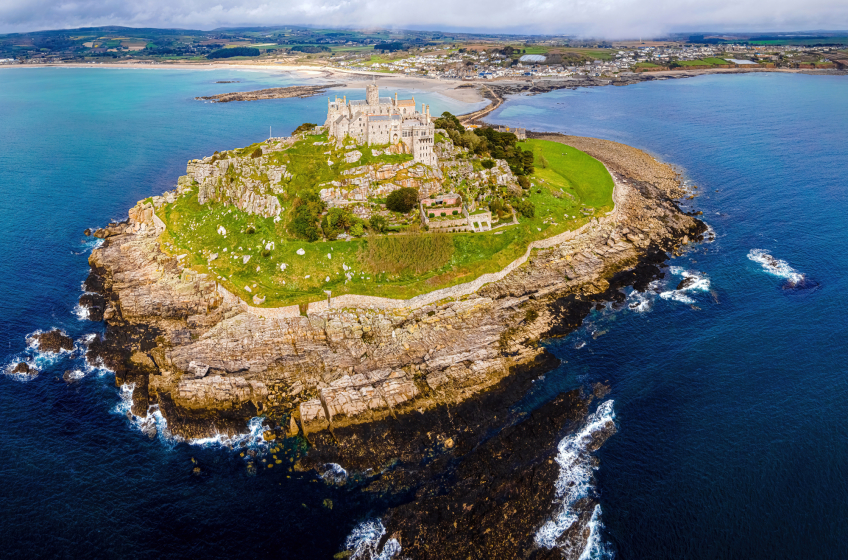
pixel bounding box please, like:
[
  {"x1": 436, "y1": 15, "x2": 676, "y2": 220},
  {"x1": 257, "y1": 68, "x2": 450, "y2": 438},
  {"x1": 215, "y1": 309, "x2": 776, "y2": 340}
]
[
  {"x1": 429, "y1": 213, "x2": 435, "y2": 218},
  {"x1": 440, "y1": 212, "x2": 446, "y2": 217},
  {"x1": 349, "y1": 222, "x2": 364, "y2": 237},
  {"x1": 518, "y1": 176, "x2": 530, "y2": 189},
  {"x1": 292, "y1": 123, "x2": 318, "y2": 135},
  {"x1": 251, "y1": 148, "x2": 263, "y2": 159},
  {"x1": 208, "y1": 47, "x2": 260, "y2": 59},
  {"x1": 288, "y1": 194, "x2": 326, "y2": 241},
  {"x1": 481, "y1": 159, "x2": 495, "y2": 169},
  {"x1": 516, "y1": 199, "x2": 535, "y2": 218},
  {"x1": 368, "y1": 215, "x2": 389, "y2": 234},
  {"x1": 361, "y1": 232, "x2": 453, "y2": 277},
  {"x1": 452, "y1": 210, "x2": 459, "y2": 215},
  {"x1": 385, "y1": 188, "x2": 419, "y2": 213}
]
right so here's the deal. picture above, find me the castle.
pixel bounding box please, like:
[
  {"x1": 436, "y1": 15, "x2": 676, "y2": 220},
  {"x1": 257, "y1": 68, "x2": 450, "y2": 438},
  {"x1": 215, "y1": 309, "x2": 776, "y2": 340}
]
[{"x1": 325, "y1": 83, "x2": 437, "y2": 166}]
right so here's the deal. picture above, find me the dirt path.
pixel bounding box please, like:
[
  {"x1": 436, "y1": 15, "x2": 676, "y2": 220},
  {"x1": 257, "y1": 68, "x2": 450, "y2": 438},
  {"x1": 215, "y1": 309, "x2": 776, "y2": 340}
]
[{"x1": 457, "y1": 85, "x2": 504, "y2": 124}]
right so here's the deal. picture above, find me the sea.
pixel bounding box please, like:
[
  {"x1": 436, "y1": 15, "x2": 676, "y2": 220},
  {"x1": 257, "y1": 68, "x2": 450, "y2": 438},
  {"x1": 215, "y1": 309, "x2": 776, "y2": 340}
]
[{"x1": 0, "y1": 68, "x2": 846, "y2": 559}]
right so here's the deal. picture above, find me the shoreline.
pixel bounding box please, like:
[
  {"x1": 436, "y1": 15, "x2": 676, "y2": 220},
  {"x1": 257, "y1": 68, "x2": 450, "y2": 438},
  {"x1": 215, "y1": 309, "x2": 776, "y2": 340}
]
[
  {"x1": 5, "y1": 62, "x2": 844, "y2": 107},
  {"x1": 79, "y1": 130, "x2": 704, "y2": 557}
]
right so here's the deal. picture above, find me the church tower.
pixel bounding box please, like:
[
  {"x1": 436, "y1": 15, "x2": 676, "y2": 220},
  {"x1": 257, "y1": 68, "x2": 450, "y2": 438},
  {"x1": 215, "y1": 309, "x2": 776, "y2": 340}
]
[{"x1": 366, "y1": 82, "x2": 379, "y2": 106}]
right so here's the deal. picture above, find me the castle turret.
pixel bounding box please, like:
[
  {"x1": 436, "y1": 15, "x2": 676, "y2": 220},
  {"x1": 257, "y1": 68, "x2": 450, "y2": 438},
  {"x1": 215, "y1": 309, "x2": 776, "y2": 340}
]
[{"x1": 366, "y1": 83, "x2": 379, "y2": 106}]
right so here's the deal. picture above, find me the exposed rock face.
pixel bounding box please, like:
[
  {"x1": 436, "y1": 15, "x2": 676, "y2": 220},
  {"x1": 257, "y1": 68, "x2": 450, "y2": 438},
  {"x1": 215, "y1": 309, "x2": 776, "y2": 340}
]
[
  {"x1": 80, "y1": 135, "x2": 705, "y2": 557},
  {"x1": 27, "y1": 329, "x2": 74, "y2": 354}
]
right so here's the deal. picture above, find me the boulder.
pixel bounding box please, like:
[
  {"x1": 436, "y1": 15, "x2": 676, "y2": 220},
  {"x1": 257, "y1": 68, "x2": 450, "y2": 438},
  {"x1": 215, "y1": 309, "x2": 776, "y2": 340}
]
[
  {"x1": 11, "y1": 362, "x2": 37, "y2": 376},
  {"x1": 27, "y1": 329, "x2": 74, "y2": 353}
]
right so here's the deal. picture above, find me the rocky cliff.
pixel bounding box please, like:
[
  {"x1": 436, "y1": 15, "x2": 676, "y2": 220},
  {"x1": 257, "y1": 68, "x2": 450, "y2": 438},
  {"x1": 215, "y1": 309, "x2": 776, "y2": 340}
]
[{"x1": 82, "y1": 135, "x2": 705, "y2": 559}]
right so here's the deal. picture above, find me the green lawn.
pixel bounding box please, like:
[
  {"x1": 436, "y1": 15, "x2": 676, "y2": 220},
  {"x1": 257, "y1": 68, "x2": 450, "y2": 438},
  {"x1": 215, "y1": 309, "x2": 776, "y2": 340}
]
[{"x1": 157, "y1": 137, "x2": 614, "y2": 307}]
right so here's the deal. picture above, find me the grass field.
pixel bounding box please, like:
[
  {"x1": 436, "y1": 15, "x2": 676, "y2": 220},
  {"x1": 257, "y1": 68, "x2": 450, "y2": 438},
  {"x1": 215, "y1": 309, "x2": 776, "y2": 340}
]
[{"x1": 157, "y1": 138, "x2": 614, "y2": 307}]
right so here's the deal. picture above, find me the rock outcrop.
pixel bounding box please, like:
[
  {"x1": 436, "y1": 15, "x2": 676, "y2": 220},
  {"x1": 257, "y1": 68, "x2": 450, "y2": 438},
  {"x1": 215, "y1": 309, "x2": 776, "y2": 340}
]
[
  {"x1": 80, "y1": 134, "x2": 705, "y2": 558},
  {"x1": 27, "y1": 329, "x2": 74, "y2": 354}
]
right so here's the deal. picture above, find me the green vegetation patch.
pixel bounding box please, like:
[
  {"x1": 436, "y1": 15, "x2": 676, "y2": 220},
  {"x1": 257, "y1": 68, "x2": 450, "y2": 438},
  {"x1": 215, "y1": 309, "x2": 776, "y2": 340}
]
[{"x1": 156, "y1": 134, "x2": 613, "y2": 307}]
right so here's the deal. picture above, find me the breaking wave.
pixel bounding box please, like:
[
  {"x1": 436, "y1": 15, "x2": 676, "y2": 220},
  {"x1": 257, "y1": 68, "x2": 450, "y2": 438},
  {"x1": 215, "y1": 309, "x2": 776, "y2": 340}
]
[
  {"x1": 579, "y1": 504, "x2": 614, "y2": 560},
  {"x1": 188, "y1": 416, "x2": 271, "y2": 449},
  {"x1": 535, "y1": 400, "x2": 616, "y2": 553},
  {"x1": 344, "y1": 519, "x2": 401, "y2": 560},
  {"x1": 114, "y1": 383, "x2": 173, "y2": 442},
  {"x1": 659, "y1": 267, "x2": 710, "y2": 304},
  {"x1": 73, "y1": 304, "x2": 90, "y2": 321},
  {"x1": 747, "y1": 249, "x2": 805, "y2": 286}
]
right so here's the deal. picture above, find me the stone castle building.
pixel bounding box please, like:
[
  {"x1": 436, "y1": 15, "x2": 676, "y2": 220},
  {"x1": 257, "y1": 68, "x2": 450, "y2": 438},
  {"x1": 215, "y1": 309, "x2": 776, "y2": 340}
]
[{"x1": 325, "y1": 83, "x2": 437, "y2": 166}]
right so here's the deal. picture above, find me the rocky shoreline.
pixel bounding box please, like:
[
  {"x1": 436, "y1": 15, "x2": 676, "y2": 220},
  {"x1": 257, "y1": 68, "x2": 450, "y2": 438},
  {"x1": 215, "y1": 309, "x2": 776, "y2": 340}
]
[
  {"x1": 81, "y1": 134, "x2": 705, "y2": 558},
  {"x1": 195, "y1": 83, "x2": 345, "y2": 103}
]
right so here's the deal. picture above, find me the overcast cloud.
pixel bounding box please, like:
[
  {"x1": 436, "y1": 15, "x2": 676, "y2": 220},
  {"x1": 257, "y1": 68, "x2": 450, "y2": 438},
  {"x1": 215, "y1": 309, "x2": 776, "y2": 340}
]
[{"x1": 1, "y1": 0, "x2": 847, "y2": 37}]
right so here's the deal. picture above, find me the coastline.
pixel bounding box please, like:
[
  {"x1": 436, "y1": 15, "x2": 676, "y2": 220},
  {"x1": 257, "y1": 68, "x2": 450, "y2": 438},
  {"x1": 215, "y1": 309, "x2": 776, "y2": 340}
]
[
  {"x1": 5, "y1": 62, "x2": 844, "y2": 107},
  {"x1": 78, "y1": 131, "x2": 705, "y2": 556}
]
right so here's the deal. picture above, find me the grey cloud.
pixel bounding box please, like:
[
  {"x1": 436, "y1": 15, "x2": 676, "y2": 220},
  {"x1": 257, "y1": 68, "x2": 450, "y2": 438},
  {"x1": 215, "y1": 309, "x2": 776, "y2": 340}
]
[{"x1": 1, "y1": 0, "x2": 848, "y2": 37}]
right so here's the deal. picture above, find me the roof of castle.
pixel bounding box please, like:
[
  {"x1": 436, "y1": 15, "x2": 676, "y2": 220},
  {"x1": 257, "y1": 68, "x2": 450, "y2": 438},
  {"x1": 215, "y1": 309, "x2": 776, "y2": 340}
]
[{"x1": 397, "y1": 99, "x2": 415, "y2": 107}]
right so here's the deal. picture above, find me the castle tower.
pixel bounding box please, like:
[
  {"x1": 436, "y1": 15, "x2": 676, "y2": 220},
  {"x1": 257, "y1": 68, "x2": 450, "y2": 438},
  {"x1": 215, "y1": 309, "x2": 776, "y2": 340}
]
[{"x1": 366, "y1": 83, "x2": 379, "y2": 106}]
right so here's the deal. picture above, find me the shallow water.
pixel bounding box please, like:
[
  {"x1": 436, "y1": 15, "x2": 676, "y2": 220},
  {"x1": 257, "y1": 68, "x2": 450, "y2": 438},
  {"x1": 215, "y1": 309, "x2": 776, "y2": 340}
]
[
  {"x1": 491, "y1": 72, "x2": 848, "y2": 559},
  {"x1": 1, "y1": 69, "x2": 846, "y2": 558}
]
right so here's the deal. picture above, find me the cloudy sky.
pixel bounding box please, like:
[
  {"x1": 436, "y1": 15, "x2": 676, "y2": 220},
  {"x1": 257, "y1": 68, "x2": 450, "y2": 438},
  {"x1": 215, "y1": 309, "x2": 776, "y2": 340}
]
[{"x1": 1, "y1": 0, "x2": 847, "y2": 37}]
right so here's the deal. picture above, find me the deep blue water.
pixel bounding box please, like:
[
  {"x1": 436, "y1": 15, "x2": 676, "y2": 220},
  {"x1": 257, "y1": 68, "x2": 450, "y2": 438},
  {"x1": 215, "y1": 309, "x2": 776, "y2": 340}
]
[
  {"x1": 1, "y1": 69, "x2": 846, "y2": 559},
  {"x1": 0, "y1": 67, "x2": 481, "y2": 559},
  {"x1": 491, "y1": 73, "x2": 848, "y2": 559}
]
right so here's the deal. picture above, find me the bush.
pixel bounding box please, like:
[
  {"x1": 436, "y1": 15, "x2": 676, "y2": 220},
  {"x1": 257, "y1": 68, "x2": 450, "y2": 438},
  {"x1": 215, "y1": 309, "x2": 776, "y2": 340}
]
[
  {"x1": 518, "y1": 176, "x2": 530, "y2": 189},
  {"x1": 516, "y1": 199, "x2": 535, "y2": 218},
  {"x1": 440, "y1": 212, "x2": 446, "y2": 217},
  {"x1": 208, "y1": 47, "x2": 260, "y2": 59},
  {"x1": 288, "y1": 193, "x2": 326, "y2": 241},
  {"x1": 369, "y1": 215, "x2": 389, "y2": 234},
  {"x1": 429, "y1": 213, "x2": 435, "y2": 218},
  {"x1": 321, "y1": 207, "x2": 354, "y2": 239},
  {"x1": 250, "y1": 148, "x2": 263, "y2": 159},
  {"x1": 292, "y1": 123, "x2": 318, "y2": 135},
  {"x1": 385, "y1": 188, "x2": 419, "y2": 213},
  {"x1": 481, "y1": 159, "x2": 495, "y2": 169},
  {"x1": 349, "y1": 222, "x2": 364, "y2": 237},
  {"x1": 452, "y1": 210, "x2": 459, "y2": 215}
]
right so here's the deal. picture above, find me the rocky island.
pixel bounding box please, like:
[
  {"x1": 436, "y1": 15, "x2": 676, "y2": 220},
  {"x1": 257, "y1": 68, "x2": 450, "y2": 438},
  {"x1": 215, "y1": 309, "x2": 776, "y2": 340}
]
[{"x1": 80, "y1": 87, "x2": 704, "y2": 558}]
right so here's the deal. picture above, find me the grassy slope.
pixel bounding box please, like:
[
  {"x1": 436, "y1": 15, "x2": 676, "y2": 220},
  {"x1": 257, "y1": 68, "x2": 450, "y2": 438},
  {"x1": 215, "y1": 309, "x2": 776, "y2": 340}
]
[{"x1": 157, "y1": 138, "x2": 614, "y2": 307}]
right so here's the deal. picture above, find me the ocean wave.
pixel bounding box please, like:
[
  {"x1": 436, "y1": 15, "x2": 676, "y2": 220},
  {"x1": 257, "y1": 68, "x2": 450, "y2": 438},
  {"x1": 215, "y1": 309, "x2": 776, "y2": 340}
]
[
  {"x1": 535, "y1": 400, "x2": 616, "y2": 552},
  {"x1": 747, "y1": 249, "x2": 805, "y2": 286},
  {"x1": 115, "y1": 383, "x2": 173, "y2": 442},
  {"x1": 73, "y1": 304, "x2": 90, "y2": 321},
  {"x1": 344, "y1": 519, "x2": 401, "y2": 560},
  {"x1": 188, "y1": 416, "x2": 271, "y2": 449},
  {"x1": 659, "y1": 267, "x2": 710, "y2": 304},
  {"x1": 626, "y1": 279, "x2": 661, "y2": 313},
  {"x1": 578, "y1": 505, "x2": 614, "y2": 560}
]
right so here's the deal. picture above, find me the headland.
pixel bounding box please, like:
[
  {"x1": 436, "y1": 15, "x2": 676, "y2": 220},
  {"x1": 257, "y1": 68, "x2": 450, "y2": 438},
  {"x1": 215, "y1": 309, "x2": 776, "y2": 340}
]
[{"x1": 78, "y1": 85, "x2": 705, "y2": 558}]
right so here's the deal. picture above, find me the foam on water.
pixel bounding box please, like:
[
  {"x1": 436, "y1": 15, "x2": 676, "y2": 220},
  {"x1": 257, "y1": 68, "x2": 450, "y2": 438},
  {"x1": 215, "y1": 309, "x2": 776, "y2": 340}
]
[
  {"x1": 747, "y1": 249, "x2": 805, "y2": 286},
  {"x1": 535, "y1": 399, "x2": 616, "y2": 551},
  {"x1": 73, "y1": 304, "x2": 90, "y2": 321},
  {"x1": 320, "y1": 463, "x2": 349, "y2": 485},
  {"x1": 578, "y1": 504, "x2": 614, "y2": 560},
  {"x1": 188, "y1": 416, "x2": 271, "y2": 450},
  {"x1": 115, "y1": 383, "x2": 174, "y2": 442},
  {"x1": 344, "y1": 519, "x2": 402, "y2": 560},
  {"x1": 659, "y1": 267, "x2": 710, "y2": 304}
]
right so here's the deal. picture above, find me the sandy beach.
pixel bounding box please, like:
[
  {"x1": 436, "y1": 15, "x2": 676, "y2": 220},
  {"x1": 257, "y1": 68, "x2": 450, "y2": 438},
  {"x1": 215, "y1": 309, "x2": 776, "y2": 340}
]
[{"x1": 1, "y1": 61, "x2": 489, "y2": 103}]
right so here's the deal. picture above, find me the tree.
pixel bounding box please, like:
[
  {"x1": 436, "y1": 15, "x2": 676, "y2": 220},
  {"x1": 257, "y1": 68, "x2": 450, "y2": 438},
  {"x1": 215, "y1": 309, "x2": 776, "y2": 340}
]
[
  {"x1": 385, "y1": 188, "x2": 419, "y2": 213},
  {"x1": 481, "y1": 159, "x2": 495, "y2": 169},
  {"x1": 518, "y1": 176, "x2": 530, "y2": 189},
  {"x1": 288, "y1": 193, "x2": 326, "y2": 241},
  {"x1": 250, "y1": 147, "x2": 263, "y2": 159},
  {"x1": 208, "y1": 47, "x2": 260, "y2": 59}
]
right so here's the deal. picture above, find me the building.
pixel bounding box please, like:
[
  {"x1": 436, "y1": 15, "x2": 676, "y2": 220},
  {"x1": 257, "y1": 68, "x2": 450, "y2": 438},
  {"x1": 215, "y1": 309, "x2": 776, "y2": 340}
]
[{"x1": 325, "y1": 83, "x2": 437, "y2": 165}]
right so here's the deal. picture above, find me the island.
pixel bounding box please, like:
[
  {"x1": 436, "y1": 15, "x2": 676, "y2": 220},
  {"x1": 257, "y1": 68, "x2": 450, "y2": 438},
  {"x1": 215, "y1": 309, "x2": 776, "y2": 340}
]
[{"x1": 81, "y1": 86, "x2": 705, "y2": 558}]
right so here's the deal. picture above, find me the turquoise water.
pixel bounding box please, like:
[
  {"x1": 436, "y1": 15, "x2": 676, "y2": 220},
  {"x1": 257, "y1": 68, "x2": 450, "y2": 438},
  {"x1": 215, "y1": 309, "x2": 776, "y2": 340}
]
[
  {"x1": 491, "y1": 73, "x2": 848, "y2": 559},
  {"x1": 1, "y1": 68, "x2": 847, "y2": 558}
]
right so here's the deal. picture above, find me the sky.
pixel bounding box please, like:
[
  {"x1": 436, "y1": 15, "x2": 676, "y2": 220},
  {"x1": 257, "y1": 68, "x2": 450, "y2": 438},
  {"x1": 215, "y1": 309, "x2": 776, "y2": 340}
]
[{"x1": 1, "y1": 0, "x2": 848, "y2": 38}]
